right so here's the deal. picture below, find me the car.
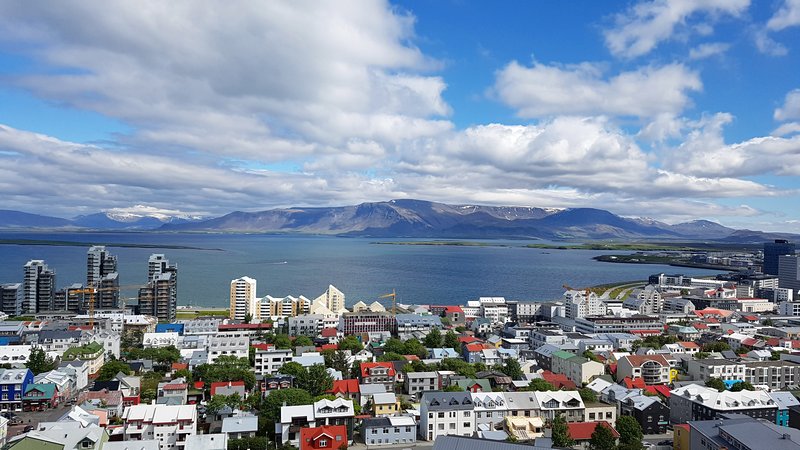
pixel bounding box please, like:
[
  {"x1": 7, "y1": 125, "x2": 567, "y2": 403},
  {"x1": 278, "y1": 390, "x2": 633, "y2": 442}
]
[
  {"x1": 23, "y1": 425, "x2": 34, "y2": 433},
  {"x1": 657, "y1": 440, "x2": 673, "y2": 446},
  {"x1": 9, "y1": 418, "x2": 23, "y2": 425}
]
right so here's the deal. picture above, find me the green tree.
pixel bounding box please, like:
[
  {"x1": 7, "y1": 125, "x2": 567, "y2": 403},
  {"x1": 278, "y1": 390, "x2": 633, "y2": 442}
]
[
  {"x1": 350, "y1": 360, "x2": 362, "y2": 379},
  {"x1": 523, "y1": 378, "x2": 556, "y2": 392},
  {"x1": 579, "y1": 387, "x2": 597, "y2": 403},
  {"x1": 705, "y1": 377, "x2": 727, "y2": 392},
  {"x1": 194, "y1": 355, "x2": 256, "y2": 390},
  {"x1": 443, "y1": 384, "x2": 464, "y2": 392},
  {"x1": 306, "y1": 364, "x2": 334, "y2": 397},
  {"x1": 293, "y1": 335, "x2": 313, "y2": 348},
  {"x1": 383, "y1": 338, "x2": 406, "y2": 355},
  {"x1": 243, "y1": 313, "x2": 253, "y2": 324},
  {"x1": 228, "y1": 437, "x2": 267, "y2": 450},
  {"x1": 97, "y1": 360, "x2": 132, "y2": 381},
  {"x1": 278, "y1": 362, "x2": 307, "y2": 379},
  {"x1": 272, "y1": 334, "x2": 292, "y2": 349},
  {"x1": 174, "y1": 369, "x2": 193, "y2": 383},
  {"x1": 582, "y1": 350, "x2": 600, "y2": 362},
  {"x1": 616, "y1": 415, "x2": 644, "y2": 449},
  {"x1": 499, "y1": 358, "x2": 523, "y2": 379},
  {"x1": 551, "y1": 414, "x2": 575, "y2": 448},
  {"x1": 322, "y1": 350, "x2": 350, "y2": 375},
  {"x1": 338, "y1": 335, "x2": 363, "y2": 353},
  {"x1": 25, "y1": 347, "x2": 56, "y2": 375},
  {"x1": 588, "y1": 422, "x2": 617, "y2": 450},
  {"x1": 730, "y1": 381, "x2": 755, "y2": 391},
  {"x1": 702, "y1": 341, "x2": 730, "y2": 353},
  {"x1": 423, "y1": 328, "x2": 442, "y2": 348},
  {"x1": 438, "y1": 358, "x2": 476, "y2": 378},
  {"x1": 694, "y1": 351, "x2": 710, "y2": 359},
  {"x1": 377, "y1": 352, "x2": 405, "y2": 362},
  {"x1": 403, "y1": 339, "x2": 428, "y2": 358},
  {"x1": 443, "y1": 330, "x2": 460, "y2": 351},
  {"x1": 121, "y1": 330, "x2": 144, "y2": 350}
]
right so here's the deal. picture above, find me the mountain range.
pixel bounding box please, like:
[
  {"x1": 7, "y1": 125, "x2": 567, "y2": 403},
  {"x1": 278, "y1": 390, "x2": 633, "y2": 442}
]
[{"x1": 1, "y1": 199, "x2": 796, "y2": 242}]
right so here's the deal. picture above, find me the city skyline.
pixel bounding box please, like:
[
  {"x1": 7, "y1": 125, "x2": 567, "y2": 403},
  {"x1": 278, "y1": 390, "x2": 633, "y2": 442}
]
[{"x1": 0, "y1": 1, "x2": 799, "y2": 231}]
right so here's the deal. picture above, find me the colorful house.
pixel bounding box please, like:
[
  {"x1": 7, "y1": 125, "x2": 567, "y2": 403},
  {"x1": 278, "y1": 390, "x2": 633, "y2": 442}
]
[
  {"x1": 372, "y1": 392, "x2": 400, "y2": 417},
  {"x1": 22, "y1": 383, "x2": 59, "y2": 411},
  {"x1": 0, "y1": 368, "x2": 34, "y2": 412},
  {"x1": 300, "y1": 425, "x2": 347, "y2": 450}
]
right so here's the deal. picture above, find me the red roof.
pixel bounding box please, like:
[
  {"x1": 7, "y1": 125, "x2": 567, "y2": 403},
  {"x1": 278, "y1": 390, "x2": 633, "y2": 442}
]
[
  {"x1": 742, "y1": 315, "x2": 758, "y2": 321},
  {"x1": 541, "y1": 371, "x2": 577, "y2": 390},
  {"x1": 251, "y1": 343, "x2": 274, "y2": 351},
  {"x1": 68, "y1": 325, "x2": 93, "y2": 331},
  {"x1": 623, "y1": 377, "x2": 646, "y2": 389},
  {"x1": 465, "y1": 343, "x2": 483, "y2": 352},
  {"x1": 210, "y1": 381, "x2": 245, "y2": 395},
  {"x1": 629, "y1": 329, "x2": 662, "y2": 336},
  {"x1": 404, "y1": 355, "x2": 420, "y2": 361},
  {"x1": 300, "y1": 425, "x2": 347, "y2": 450},
  {"x1": 693, "y1": 323, "x2": 708, "y2": 330},
  {"x1": 317, "y1": 344, "x2": 338, "y2": 352},
  {"x1": 328, "y1": 379, "x2": 360, "y2": 395},
  {"x1": 706, "y1": 318, "x2": 720, "y2": 324},
  {"x1": 360, "y1": 362, "x2": 396, "y2": 378},
  {"x1": 193, "y1": 381, "x2": 205, "y2": 390},
  {"x1": 644, "y1": 384, "x2": 672, "y2": 398},
  {"x1": 567, "y1": 421, "x2": 619, "y2": 440},
  {"x1": 459, "y1": 336, "x2": 481, "y2": 344},
  {"x1": 678, "y1": 341, "x2": 700, "y2": 349},
  {"x1": 444, "y1": 306, "x2": 464, "y2": 314},
  {"x1": 162, "y1": 383, "x2": 188, "y2": 391},
  {"x1": 320, "y1": 328, "x2": 338, "y2": 338},
  {"x1": 171, "y1": 363, "x2": 188, "y2": 371}
]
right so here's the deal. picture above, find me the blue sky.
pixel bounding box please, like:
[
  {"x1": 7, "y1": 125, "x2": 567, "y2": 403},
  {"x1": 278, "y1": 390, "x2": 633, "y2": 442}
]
[{"x1": 0, "y1": 1, "x2": 799, "y2": 232}]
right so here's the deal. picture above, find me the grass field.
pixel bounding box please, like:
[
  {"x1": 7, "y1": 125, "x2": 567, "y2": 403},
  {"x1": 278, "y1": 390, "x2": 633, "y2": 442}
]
[{"x1": 176, "y1": 309, "x2": 229, "y2": 319}]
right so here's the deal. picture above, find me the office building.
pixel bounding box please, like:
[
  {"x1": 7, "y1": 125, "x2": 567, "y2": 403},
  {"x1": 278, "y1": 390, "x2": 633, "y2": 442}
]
[
  {"x1": 779, "y1": 255, "x2": 800, "y2": 295},
  {"x1": 339, "y1": 312, "x2": 396, "y2": 335},
  {"x1": 23, "y1": 260, "x2": 56, "y2": 314},
  {"x1": 764, "y1": 240, "x2": 795, "y2": 276},
  {"x1": 138, "y1": 254, "x2": 178, "y2": 322},
  {"x1": 229, "y1": 276, "x2": 258, "y2": 322}
]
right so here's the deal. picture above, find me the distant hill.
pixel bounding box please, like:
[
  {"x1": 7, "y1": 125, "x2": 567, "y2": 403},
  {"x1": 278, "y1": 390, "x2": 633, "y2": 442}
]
[{"x1": 1, "y1": 200, "x2": 794, "y2": 242}]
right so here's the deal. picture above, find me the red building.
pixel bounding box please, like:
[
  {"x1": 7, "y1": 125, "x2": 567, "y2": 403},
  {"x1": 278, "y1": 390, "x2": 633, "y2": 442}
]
[
  {"x1": 360, "y1": 362, "x2": 396, "y2": 392},
  {"x1": 300, "y1": 425, "x2": 347, "y2": 450}
]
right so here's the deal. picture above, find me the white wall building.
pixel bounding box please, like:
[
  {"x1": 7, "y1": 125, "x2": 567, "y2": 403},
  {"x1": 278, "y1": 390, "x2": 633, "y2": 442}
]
[
  {"x1": 254, "y1": 349, "x2": 293, "y2": 376},
  {"x1": 121, "y1": 404, "x2": 197, "y2": 450},
  {"x1": 229, "y1": 276, "x2": 258, "y2": 322},
  {"x1": 563, "y1": 290, "x2": 607, "y2": 319},
  {"x1": 143, "y1": 332, "x2": 180, "y2": 349},
  {"x1": 207, "y1": 331, "x2": 249, "y2": 364}
]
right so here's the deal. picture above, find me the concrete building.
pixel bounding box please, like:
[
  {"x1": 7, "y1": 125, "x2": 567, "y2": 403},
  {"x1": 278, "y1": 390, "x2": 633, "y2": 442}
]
[
  {"x1": 138, "y1": 254, "x2": 178, "y2": 322},
  {"x1": 207, "y1": 331, "x2": 249, "y2": 364},
  {"x1": 0, "y1": 283, "x2": 23, "y2": 317},
  {"x1": 254, "y1": 348, "x2": 293, "y2": 376},
  {"x1": 340, "y1": 312, "x2": 396, "y2": 335},
  {"x1": 779, "y1": 255, "x2": 800, "y2": 295},
  {"x1": 689, "y1": 414, "x2": 800, "y2": 450},
  {"x1": 765, "y1": 240, "x2": 796, "y2": 276},
  {"x1": 405, "y1": 372, "x2": 440, "y2": 397},
  {"x1": 121, "y1": 404, "x2": 197, "y2": 450},
  {"x1": 688, "y1": 358, "x2": 800, "y2": 391},
  {"x1": 0, "y1": 368, "x2": 34, "y2": 412},
  {"x1": 550, "y1": 350, "x2": 604, "y2": 384},
  {"x1": 288, "y1": 314, "x2": 325, "y2": 336},
  {"x1": 616, "y1": 355, "x2": 671, "y2": 385},
  {"x1": 313, "y1": 285, "x2": 346, "y2": 314},
  {"x1": 229, "y1": 276, "x2": 258, "y2": 322},
  {"x1": 575, "y1": 315, "x2": 663, "y2": 334},
  {"x1": 564, "y1": 290, "x2": 606, "y2": 320},
  {"x1": 419, "y1": 391, "x2": 476, "y2": 441},
  {"x1": 262, "y1": 295, "x2": 311, "y2": 318},
  {"x1": 471, "y1": 392, "x2": 507, "y2": 430}
]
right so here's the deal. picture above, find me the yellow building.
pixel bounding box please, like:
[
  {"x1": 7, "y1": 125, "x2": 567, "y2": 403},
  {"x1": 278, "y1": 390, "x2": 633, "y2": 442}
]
[
  {"x1": 372, "y1": 392, "x2": 400, "y2": 417},
  {"x1": 674, "y1": 423, "x2": 690, "y2": 450}
]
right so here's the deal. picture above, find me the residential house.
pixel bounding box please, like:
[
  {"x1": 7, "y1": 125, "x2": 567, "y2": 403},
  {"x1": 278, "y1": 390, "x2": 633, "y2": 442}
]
[
  {"x1": 688, "y1": 413, "x2": 800, "y2": 450},
  {"x1": 328, "y1": 379, "x2": 359, "y2": 404},
  {"x1": 7, "y1": 421, "x2": 107, "y2": 450},
  {"x1": 566, "y1": 422, "x2": 619, "y2": 450},
  {"x1": 471, "y1": 392, "x2": 507, "y2": 430},
  {"x1": 210, "y1": 381, "x2": 246, "y2": 398},
  {"x1": 313, "y1": 398, "x2": 355, "y2": 442},
  {"x1": 404, "y1": 372, "x2": 439, "y2": 397},
  {"x1": 221, "y1": 415, "x2": 258, "y2": 440},
  {"x1": 61, "y1": 342, "x2": 105, "y2": 375},
  {"x1": 362, "y1": 416, "x2": 417, "y2": 447},
  {"x1": 77, "y1": 389, "x2": 124, "y2": 418},
  {"x1": 616, "y1": 355, "x2": 671, "y2": 385},
  {"x1": 276, "y1": 405, "x2": 315, "y2": 446},
  {"x1": 360, "y1": 362, "x2": 396, "y2": 392},
  {"x1": 532, "y1": 390, "x2": 584, "y2": 422},
  {"x1": 550, "y1": 350, "x2": 604, "y2": 384},
  {"x1": 0, "y1": 368, "x2": 34, "y2": 412},
  {"x1": 254, "y1": 348, "x2": 293, "y2": 376},
  {"x1": 768, "y1": 391, "x2": 799, "y2": 427},
  {"x1": 157, "y1": 381, "x2": 188, "y2": 405},
  {"x1": 619, "y1": 394, "x2": 670, "y2": 434},
  {"x1": 372, "y1": 392, "x2": 400, "y2": 417},
  {"x1": 299, "y1": 425, "x2": 347, "y2": 450}
]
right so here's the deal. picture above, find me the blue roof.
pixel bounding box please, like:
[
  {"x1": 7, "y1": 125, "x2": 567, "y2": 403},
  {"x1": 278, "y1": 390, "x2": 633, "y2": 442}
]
[{"x1": 155, "y1": 323, "x2": 184, "y2": 335}]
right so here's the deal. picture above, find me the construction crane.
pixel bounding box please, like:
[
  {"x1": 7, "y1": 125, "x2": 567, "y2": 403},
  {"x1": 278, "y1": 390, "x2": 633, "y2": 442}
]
[
  {"x1": 73, "y1": 284, "x2": 144, "y2": 328},
  {"x1": 378, "y1": 289, "x2": 397, "y2": 316}
]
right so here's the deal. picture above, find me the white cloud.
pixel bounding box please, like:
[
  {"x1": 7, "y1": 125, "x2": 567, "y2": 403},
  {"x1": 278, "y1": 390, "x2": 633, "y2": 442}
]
[
  {"x1": 775, "y1": 89, "x2": 800, "y2": 121},
  {"x1": 767, "y1": 0, "x2": 800, "y2": 31},
  {"x1": 494, "y1": 62, "x2": 701, "y2": 118},
  {"x1": 604, "y1": 0, "x2": 749, "y2": 58},
  {"x1": 773, "y1": 122, "x2": 800, "y2": 136},
  {"x1": 754, "y1": 29, "x2": 789, "y2": 56},
  {"x1": 688, "y1": 42, "x2": 730, "y2": 59},
  {"x1": 666, "y1": 113, "x2": 800, "y2": 177}
]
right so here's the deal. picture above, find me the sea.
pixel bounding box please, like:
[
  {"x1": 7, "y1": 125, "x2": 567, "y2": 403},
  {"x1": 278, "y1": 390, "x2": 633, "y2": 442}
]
[{"x1": 0, "y1": 232, "x2": 722, "y2": 308}]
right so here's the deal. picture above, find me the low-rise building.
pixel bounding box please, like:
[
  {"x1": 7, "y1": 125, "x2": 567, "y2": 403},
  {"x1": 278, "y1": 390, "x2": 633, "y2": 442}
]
[
  {"x1": 254, "y1": 348, "x2": 292, "y2": 376},
  {"x1": 207, "y1": 331, "x2": 249, "y2": 364},
  {"x1": 360, "y1": 362, "x2": 396, "y2": 392},
  {"x1": 62, "y1": 342, "x2": 105, "y2": 375},
  {"x1": 121, "y1": 404, "x2": 197, "y2": 450},
  {"x1": 688, "y1": 414, "x2": 800, "y2": 450},
  {"x1": 670, "y1": 384, "x2": 777, "y2": 424},
  {"x1": 372, "y1": 392, "x2": 400, "y2": 417},
  {"x1": 616, "y1": 355, "x2": 671, "y2": 385},
  {"x1": 404, "y1": 372, "x2": 440, "y2": 397},
  {"x1": 0, "y1": 368, "x2": 34, "y2": 412},
  {"x1": 419, "y1": 391, "x2": 475, "y2": 441},
  {"x1": 300, "y1": 425, "x2": 348, "y2": 450},
  {"x1": 550, "y1": 350, "x2": 604, "y2": 384},
  {"x1": 362, "y1": 416, "x2": 417, "y2": 447}
]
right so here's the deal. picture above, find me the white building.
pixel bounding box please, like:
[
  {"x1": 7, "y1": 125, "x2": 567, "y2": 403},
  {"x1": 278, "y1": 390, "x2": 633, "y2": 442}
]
[
  {"x1": 261, "y1": 295, "x2": 311, "y2": 318},
  {"x1": 313, "y1": 285, "x2": 346, "y2": 314},
  {"x1": 479, "y1": 297, "x2": 509, "y2": 324},
  {"x1": 121, "y1": 404, "x2": 197, "y2": 450},
  {"x1": 229, "y1": 276, "x2": 258, "y2": 322},
  {"x1": 207, "y1": 331, "x2": 249, "y2": 364},
  {"x1": 288, "y1": 314, "x2": 325, "y2": 336},
  {"x1": 0, "y1": 345, "x2": 31, "y2": 366},
  {"x1": 419, "y1": 392, "x2": 475, "y2": 441},
  {"x1": 143, "y1": 332, "x2": 180, "y2": 349},
  {"x1": 563, "y1": 290, "x2": 607, "y2": 319},
  {"x1": 254, "y1": 348, "x2": 293, "y2": 376}
]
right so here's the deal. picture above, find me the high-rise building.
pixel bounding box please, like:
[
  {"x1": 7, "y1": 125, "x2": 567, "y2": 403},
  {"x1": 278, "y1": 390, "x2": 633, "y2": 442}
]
[
  {"x1": 138, "y1": 254, "x2": 178, "y2": 322},
  {"x1": 313, "y1": 284, "x2": 346, "y2": 313},
  {"x1": 0, "y1": 283, "x2": 23, "y2": 316},
  {"x1": 779, "y1": 255, "x2": 800, "y2": 296},
  {"x1": 53, "y1": 283, "x2": 85, "y2": 313},
  {"x1": 764, "y1": 239, "x2": 796, "y2": 276},
  {"x1": 23, "y1": 260, "x2": 56, "y2": 314},
  {"x1": 87, "y1": 246, "x2": 120, "y2": 309},
  {"x1": 229, "y1": 276, "x2": 258, "y2": 322}
]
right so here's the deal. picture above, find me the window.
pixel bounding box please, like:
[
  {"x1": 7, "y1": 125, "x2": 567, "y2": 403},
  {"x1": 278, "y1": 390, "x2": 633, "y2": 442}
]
[
  {"x1": 438, "y1": 412, "x2": 445, "y2": 418},
  {"x1": 464, "y1": 412, "x2": 470, "y2": 417},
  {"x1": 463, "y1": 422, "x2": 470, "y2": 428},
  {"x1": 438, "y1": 424, "x2": 444, "y2": 430},
  {"x1": 319, "y1": 440, "x2": 328, "y2": 447},
  {"x1": 589, "y1": 413, "x2": 595, "y2": 420}
]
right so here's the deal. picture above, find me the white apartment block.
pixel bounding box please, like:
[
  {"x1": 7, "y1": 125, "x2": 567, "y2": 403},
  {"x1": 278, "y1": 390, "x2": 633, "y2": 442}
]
[
  {"x1": 261, "y1": 295, "x2": 311, "y2": 318},
  {"x1": 121, "y1": 404, "x2": 197, "y2": 450},
  {"x1": 229, "y1": 276, "x2": 258, "y2": 322},
  {"x1": 288, "y1": 314, "x2": 325, "y2": 336},
  {"x1": 479, "y1": 297, "x2": 509, "y2": 324},
  {"x1": 207, "y1": 331, "x2": 249, "y2": 364},
  {"x1": 255, "y1": 349, "x2": 293, "y2": 376},
  {"x1": 419, "y1": 392, "x2": 476, "y2": 441},
  {"x1": 0, "y1": 345, "x2": 31, "y2": 366},
  {"x1": 143, "y1": 332, "x2": 180, "y2": 349},
  {"x1": 564, "y1": 290, "x2": 607, "y2": 319},
  {"x1": 471, "y1": 392, "x2": 507, "y2": 430},
  {"x1": 313, "y1": 285, "x2": 346, "y2": 314},
  {"x1": 779, "y1": 301, "x2": 800, "y2": 316}
]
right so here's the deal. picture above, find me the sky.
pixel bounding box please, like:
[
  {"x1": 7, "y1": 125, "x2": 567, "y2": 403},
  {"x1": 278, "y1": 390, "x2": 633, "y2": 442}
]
[{"x1": 0, "y1": 1, "x2": 799, "y2": 231}]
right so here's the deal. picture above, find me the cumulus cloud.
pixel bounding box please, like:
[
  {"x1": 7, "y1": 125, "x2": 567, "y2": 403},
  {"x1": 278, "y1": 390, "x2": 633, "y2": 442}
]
[
  {"x1": 494, "y1": 62, "x2": 701, "y2": 118},
  {"x1": 767, "y1": 0, "x2": 800, "y2": 31},
  {"x1": 604, "y1": 0, "x2": 749, "y2": 58},
  {"x1": 775, "y1": 89, "x2": 800, "y2": 121},
  {"x1": 688, "y1": 42, "x2": 730, "y2": 59}
]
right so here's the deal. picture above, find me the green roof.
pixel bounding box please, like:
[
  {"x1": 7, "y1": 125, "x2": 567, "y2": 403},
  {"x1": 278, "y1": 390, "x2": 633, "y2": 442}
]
[
  {"x1": 454, "y1": 378, "x2": 491, "y2": 391},
  {"x1": 23, "y1": 383, "x2": 57, "y2": 400},
  {"x1": 62, "y1": 342, "x2": 104, "y2": 360},
  {"x1": 551, "y1": 350, "x2": 576, "y2": 360}
]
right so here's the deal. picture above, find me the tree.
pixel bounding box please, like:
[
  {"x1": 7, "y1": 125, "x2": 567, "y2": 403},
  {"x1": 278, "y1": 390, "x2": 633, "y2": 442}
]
[
  {"x1": 702, "y1": 341, "x2": 730, "y2": 353},
  {"x1": 499, "y1": 358, "x2": 523, "y2": 379},
  {"x1": 244, "y1": 313, "x2": 253, "y2": 324},
  {"x1": 26, "y1": 347, "x2": 56, "y2": 375},
  {"x1": 694, "y1": 351, "x2": 710, "y2": 360},
  {"x1": 383, "y1": 338, "x2": 406, "y2": 355},
  {"x1": 705, "y1": 377, "x2": 727, "y2": 392},
  {"x1": 523, "y1": 378, "x2": 555, "y2": 392},
  {"x1": 582, "y1": 350, "x2": 600, "y2": 362},
  {"x1": 730, "y1": 381, "x2": 755, "y2": 391},
  {"x1": 293, "y1": 335, "x2": 313, "y2": 348},
  {"x1": 97, "y1": 360, "x2": 132, "y2": 381},
  {"x1": 403, "y1": 339, "x2": 428, "y2": 358},
  {"x1": 323, "y1": 350, "x2": 350, "y2": 375},
  {"x1": 579, "y1": 387, "x2": 597, "y2": 403},
  {"x1": 272, "y1": 334, "x2": 292, "y2": 349},
  {"x1": 228, "y1": 437, "x2": 267, "y2": 450},
  {"x1": 423, "y1": 327, "x2": 443, "y2": 349},
  {"x1": 121, "y1": 330, "x2": 144, "y2": 350},
  {"x1": 443, "y1": 384, "x2": 464, "y2": 392},
  {"x1": 350, "y1": 360, "x2": 362, "y2": 379},
  {"x1": 278, "y1": 362, "x2": 307, "y2": 379},
  {"x1": 306, "y1": 364, "x2": 334, "y2": 397},
  {"x1": 377, "y1": 352, "x2": 405, "y2": 362},
  {"x1": 443, "y1": 330, "x2": 460, "y2": 351},
  {"x1": 338, "y1": 335, "x2": 363, "y2": 353},
  {"x1": 207, "y1": 394, "x2": 244, "y2": 416},
  {"x1": 551, "y1": 414, "x2": 575, "y2": 448},
  {"x1": 616, "y1": 415, "x2": 643, "y2": 449},
  {"x1": 588, "y1": 422, "x2": 616, "y2": 450},
  {"x1": 194, "y1": 355, "x2": 256, "y2": 390}
]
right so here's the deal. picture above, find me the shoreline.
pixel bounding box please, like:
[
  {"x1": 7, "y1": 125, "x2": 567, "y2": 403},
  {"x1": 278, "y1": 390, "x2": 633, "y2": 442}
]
[{"x1": 0, "y1": 238, "x2": 222, "y2": 251}]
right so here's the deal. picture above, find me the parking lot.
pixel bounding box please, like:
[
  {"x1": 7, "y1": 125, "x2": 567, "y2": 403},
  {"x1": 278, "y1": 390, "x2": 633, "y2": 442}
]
[{"x1": 4, "y1": 404, "x2": 73, "y2": 439}]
